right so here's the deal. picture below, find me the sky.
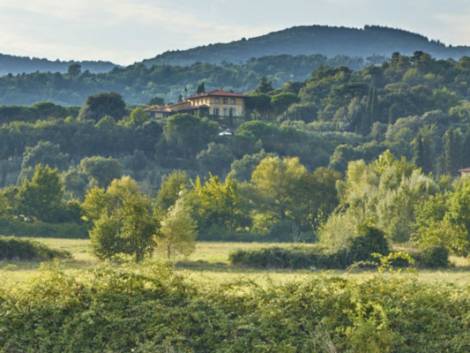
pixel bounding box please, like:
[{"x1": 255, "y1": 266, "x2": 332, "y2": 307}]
[{"x1": 1, "y1": 0, "x2": 470, "y2": 65}]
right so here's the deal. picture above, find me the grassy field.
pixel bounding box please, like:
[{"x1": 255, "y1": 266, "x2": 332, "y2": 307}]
[{"x1": 2, "y1": 237, "x2": 470, "y2": 288}]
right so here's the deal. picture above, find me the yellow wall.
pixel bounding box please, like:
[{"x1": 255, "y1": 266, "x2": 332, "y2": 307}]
[{"x1": 190, "y1": 96, "x2": 245, "y2": 117}]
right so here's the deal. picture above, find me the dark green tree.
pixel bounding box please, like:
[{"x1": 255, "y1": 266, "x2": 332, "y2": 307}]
[
  {"x1": 18, "y1": 165, "x2": 64, "y2": 222},
  {"x1": 78, "y1": 92, "x2": 126, "y2": 121}
]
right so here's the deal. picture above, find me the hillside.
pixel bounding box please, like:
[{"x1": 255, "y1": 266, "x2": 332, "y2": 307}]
[
  {"x1": 143, "y1": 25, "x2": 470, "y2": 66},
  {"x1": 0, "y1": 54, "x2": 364, "y2": 105},
  {"x1": 0, "y1": 53, "x2": 117, "y2": 76}
]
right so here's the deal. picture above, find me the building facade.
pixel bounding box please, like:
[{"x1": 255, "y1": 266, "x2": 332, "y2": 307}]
[
  {"x1": 146, "y1": 89, "x2": 246, "y2": 119},
  {"x1": 187, "y1": 90, "x2": 246, "y2": 117}
]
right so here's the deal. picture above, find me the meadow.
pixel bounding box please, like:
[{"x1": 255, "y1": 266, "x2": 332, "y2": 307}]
[{"x1": 2, "y1": 237, "x2": 470, "y2": 289}]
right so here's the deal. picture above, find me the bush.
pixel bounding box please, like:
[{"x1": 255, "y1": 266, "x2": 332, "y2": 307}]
[
  {"x1": 0, "y1": 237, "x2": 71, "y2": 261},
  {"x1": 0, "y1": 217, "x2": 87, "y2": 238},
  {"x1": 1, "y1": 267, "x2": 470, "y2": 352},
  {"x1": 229, "y1": 247, "x2": 336, "y2": 269},
  {"x1": 415, "y1": 246, "x2": 450, "y2": 268},
  {"x1": 345, "y1": 225, "x2": 390, "y2": 262}
]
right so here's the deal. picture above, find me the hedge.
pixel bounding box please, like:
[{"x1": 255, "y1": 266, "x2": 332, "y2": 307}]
[
  {"x1": 230, "y1": 246, "x2": 450, "y2": 270},
  {"x1": 0, "y1": 267, "x2": 469, "y2": 352},
  {"x1": 0, "y1": 237, "x2": 71, "y2": 261},
  {"x1": 0, "y1": 218, "x2": 87, "y2": 238}
]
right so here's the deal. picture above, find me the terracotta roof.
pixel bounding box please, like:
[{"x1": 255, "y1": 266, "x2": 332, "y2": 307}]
[{"x1": 187, "y1": 89, "x2": 246, "y2": 100}]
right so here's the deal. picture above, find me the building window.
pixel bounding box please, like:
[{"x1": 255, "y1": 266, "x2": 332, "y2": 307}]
[
  {"x1": 223, "y1": 97, "x2": 228, "y2": 104},
  {"x1": 230, "y1": 98, "x2": 236, "y2": 104},
  {"x1": 223, "y1": 108, "x2": 228, "y2": 116},
  {"x1": 213, "y1": 108, "x2": 220, "y2": 116},
  {"x1": 229, "y1": 108, "x2": 234, "y2": 117}
]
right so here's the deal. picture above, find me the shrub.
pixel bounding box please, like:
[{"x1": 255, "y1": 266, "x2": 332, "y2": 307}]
[
  {"x1": 0, "y1": 237, "x2": 71, "y2": 261},
  {"x1": 346, "y1": 224, "x2": 390, "y2": 262},
  {"x1": 1, "y1": 267, "x2": 470, "y2": 352},
  {"x1": 378, "y1": 251, "x2": 415, "y2": 270},
  {"x1": 415, "y1": 245, "x2": 450, "y2": 268},
  {"x1": 229, "y1": 247, "x2": 338, "y2": 269},
  {"x1": 0, "y1": 217, "x2": 87, "y2": 238}
]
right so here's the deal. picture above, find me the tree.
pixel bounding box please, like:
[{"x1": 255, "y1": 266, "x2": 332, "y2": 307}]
[
  {"x1": 148, "y1": 96, "x2": 164, "y2": 105},
  {"x1": 155, "y1": 170, "x2": 190, "y2": 213},
  {"x1": 83, "y1": 177, "x2": 155, "y2": 262},
  {"x1": 80, "y1": 156, "x2": 123, "y2": 188},
  {"x1": 21, "y1": 141, "x2": 69, "y2": 171},
  {"x1": 442, "y1": 129, "x2": 463, "y2": 176},
  {"x1": 256, "y1": 76, "x2": 273, "y2": 94},
  {"x1": 412, "y1": 134, "x2": 433, "y2": 173},
  {"x1": 196, "y1": 82, "x2": 206, "y2": 94},
  {"x1": 67, "y1": 63, "x2": 82, "y2": 77},
  {"x1": 18, "y1": 165, "x2": 64, "y2": 222},
  {"x1": 250, "y1": 156, "x2": 311, "y2": 240},
  {"x1": 193, "y1": 175, "x2": 246, "y2": 234},
  {"x1": 124, "y1": 107, "x2": 150, "y2": 127},
  {"x1": 158, "y1": 196, "x2": 197, "y2": 259},
  {"x1": 78, "y1": 92, "x2": 126, "y2": 121},
  {"x1": 163, "y1": 114, "x2": 218, "y2": 158}
]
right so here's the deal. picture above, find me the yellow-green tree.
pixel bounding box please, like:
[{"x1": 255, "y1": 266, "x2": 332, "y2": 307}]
[
  {"x1": 158, "y1": 196, "x2": 197, "y2": 260},
  {"x1": 83, "y1": 176, "x2": 155, "y2": 262}
]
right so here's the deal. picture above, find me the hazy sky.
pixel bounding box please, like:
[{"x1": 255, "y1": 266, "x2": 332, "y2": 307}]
[{"x1": 1, "y1": 0, "x2": 470, "y2": 64}]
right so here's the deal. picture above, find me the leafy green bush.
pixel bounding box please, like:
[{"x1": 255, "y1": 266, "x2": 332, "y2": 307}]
[
  {"x1": 231, "y1": 226, "x2": 391, "y2": 270},
  {"x1": 1, "y1": 267, "x2": 470, "y2": 352},
  {"x1": 378, "y1": 251, "x2": 415, "y2": 270},
  {"x1": 0, "y1": 237, "x2": 71, "y2": 261},
  {"x1": 344, "y1": 225, "x2": 390, "y2": 262},
  {"x1": 229, "y1": 247, "x2": 337, "y2": 269},
  {"x1": 415, "y1": 246, "x2": 450, "y2": 268}
]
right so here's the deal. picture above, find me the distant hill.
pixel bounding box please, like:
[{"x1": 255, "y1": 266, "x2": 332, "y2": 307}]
[
  {"x1": 0, "y1": 53, "x2": 117, "y2": 76},
  {"x1": 143, "y1": 25, "x2": 470, "y2": 66}
]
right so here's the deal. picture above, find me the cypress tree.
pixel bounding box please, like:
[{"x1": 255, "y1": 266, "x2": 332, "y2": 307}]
[{"x1": 442, "y1": 129, "x2": 463, "y2": 175}]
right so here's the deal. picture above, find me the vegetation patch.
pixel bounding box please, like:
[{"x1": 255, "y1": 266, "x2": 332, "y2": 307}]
[
  {"x1": 0, "y1": 237, "x2": 71, "y2": 261},
  {"x1": 0, "y1": 266, "x2": 469, "y2": 352}
]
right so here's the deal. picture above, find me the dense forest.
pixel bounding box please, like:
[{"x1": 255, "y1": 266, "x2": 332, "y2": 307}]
[
  {"x1": 144, "y1": 25, "x2": 470, "y2": 66},
  {"x1": 0, "y1": 55, "x2": 365, "y2": 105},
  {"x1": 1, "y1": 52, "x2": 470, "y2": 253},
  {"x1": 0, "y1": 53, "x2": 116, "y2": 76}
]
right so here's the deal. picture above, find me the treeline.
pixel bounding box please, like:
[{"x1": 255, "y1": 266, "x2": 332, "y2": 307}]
[
  {"x1": 0, "y1": 54, "x2": 365, "y2": 105},
  {"x1": 1, "y1": 53, "x2": 470, "y2": 245},
  {"x1": 0, "y1": 53, "x2": 116, "y2": 76},
  {"x1": 4, "y1": 149, "x2": 470, "y2": 265}
]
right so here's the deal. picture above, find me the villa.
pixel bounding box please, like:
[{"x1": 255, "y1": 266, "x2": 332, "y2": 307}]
[{"x1": 147, "y1": 89, "x2": 247, "y2": 119}]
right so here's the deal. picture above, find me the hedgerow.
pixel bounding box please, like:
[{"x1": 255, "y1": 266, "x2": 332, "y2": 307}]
[
  {"x1": 0, "y1": 237, "x2": 71, "y2": 261},
  {"x1": 0, "y1": 266, "x2": 469, "y2": 352}
]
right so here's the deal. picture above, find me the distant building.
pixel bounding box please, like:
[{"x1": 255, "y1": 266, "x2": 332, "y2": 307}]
[
  {"x1": 460, "y1": 168, "x2": 470, "y2": 177},
  {"x1": 146, "y1": 89, "x2": 246, "y2": 119}
]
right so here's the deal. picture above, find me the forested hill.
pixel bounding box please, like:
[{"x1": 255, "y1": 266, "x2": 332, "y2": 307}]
[
  {"x1": 143, "y1": 25, "x2": 470, "y2": 66},
  {"x1": 0, "y1": 55, "x2": 365, "y2": 105},
  {"x1": 0, "y1": 53, "x2": 117, "y2": 76}
]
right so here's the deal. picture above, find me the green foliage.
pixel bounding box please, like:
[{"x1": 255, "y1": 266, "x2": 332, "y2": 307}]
[
  {"x1": 163, "y1": 114, "x2": 218, "y2": 158},
  {"x1": 2, "y1": 267, "x2": 470, "y2": 352},
  {"x1": 414, "y1": 246, "x2": 450, "y2": 268},
  {"x1": 346, "y1": 224, "x2": 390, "y2": 263},
  {"x1": 83, "y1": 177, "x2": 156, "y2": 262},
  {"x1": 0, "y1": 218, "x2": 86, "y2": 238},
  {"x1": 78, "y1": 92, "x2": 126, "y2": 121},
  {"x1": 79, "y1": 156, "x2": 123, "y2": 188},
  {"x1": 0, "y1": 236, "x2": 71, "y2": 260},
  {"x1": 158, "y1": 196, "x2": 197, "y2": 259},
  {"x1": 155, "y1": 170, "x2": 190, "y2": 213},
  {"x1": 17, "y1": 165, "x2": 66, "y2": 223}
]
